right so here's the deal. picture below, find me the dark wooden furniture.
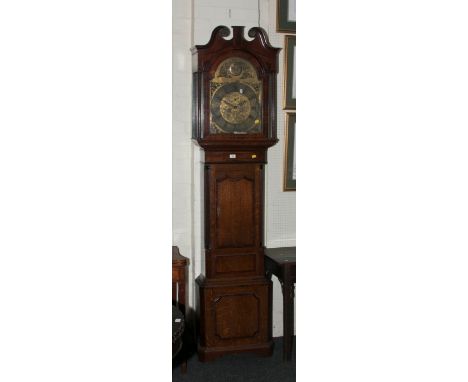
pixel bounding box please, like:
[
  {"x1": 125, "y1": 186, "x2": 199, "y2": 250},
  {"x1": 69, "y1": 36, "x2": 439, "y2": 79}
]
[
  {"x1": 172, "y1": 306, "x2": 185, "y2": 358},
  {"x1": 192, "y1": 26, "x2": 280, "y2": 362},
  {"x1": 264, "y1": 247, "x2": 296, "y2": 361},
  {"x1": 172, "y1": 246, "x2": 189, "y2": 372},
  {"x1": 172, "y1": 246, "x2": 189, "y2": 312}
]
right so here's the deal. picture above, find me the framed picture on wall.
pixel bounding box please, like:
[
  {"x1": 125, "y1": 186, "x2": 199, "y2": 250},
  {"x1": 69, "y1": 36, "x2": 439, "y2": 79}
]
[
  {"x1": 277, "y1": 0, "x2": 296, "y2": 33},
  {"x1": 284, "y1": 35, "x2": 296, "y2": 110},
  {"x1": 284, "y1": 112, "x2": 296, "y2": 191}
]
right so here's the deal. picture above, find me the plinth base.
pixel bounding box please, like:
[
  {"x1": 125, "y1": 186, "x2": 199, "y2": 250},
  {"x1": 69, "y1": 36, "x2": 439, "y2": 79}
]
[
  {"x1": 197, "y1": 339, "x2": 274, "y2": 362},
  {"x1": 196, "y1": 275, "x2": 273, "y2": 362}
]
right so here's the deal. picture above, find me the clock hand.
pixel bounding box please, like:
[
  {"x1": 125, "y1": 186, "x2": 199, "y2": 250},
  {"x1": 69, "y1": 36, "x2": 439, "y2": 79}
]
[{"x1": 222, "y1": 99, "x2": 237, "y2": 108}]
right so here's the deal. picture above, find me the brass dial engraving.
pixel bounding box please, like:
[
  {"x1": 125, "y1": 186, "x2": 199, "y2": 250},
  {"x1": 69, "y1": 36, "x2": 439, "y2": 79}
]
[{"x1": 220, "y1": 92, "x2": 251, "y2": 124}]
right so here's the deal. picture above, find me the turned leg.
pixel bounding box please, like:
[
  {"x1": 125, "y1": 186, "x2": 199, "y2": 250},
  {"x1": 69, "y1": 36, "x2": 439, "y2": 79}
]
[{"x1": 281, "y1": 272, "x2": 294, "y2": 361}]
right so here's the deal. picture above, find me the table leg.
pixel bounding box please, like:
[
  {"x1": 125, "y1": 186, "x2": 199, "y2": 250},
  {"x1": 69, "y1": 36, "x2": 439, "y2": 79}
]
[{"x1": 281, "y1": 276, "x2": 295, "y2": 361}]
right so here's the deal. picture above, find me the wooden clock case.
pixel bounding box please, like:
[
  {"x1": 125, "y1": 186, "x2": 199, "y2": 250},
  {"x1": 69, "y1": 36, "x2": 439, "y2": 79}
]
[{"x1": 192, "y1": 26, "x2": 280, "y2": 361}]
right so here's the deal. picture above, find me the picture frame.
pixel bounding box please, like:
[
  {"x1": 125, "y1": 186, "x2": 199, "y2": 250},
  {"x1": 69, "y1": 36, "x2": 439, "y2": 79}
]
[
  {"x1": 277, "y1": 0, "x2": 296, "y2": 33},
  {"x1": 284, "y1": 112, "x2": 296, "y2": 191},
  {"x1": 284, "y1": 35, "x2": 296, "y2": 110}
]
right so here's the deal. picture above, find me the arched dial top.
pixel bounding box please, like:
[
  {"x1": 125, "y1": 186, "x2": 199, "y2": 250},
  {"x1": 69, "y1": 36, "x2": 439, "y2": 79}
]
[{"x1": 210, "y1": 57, "x2": 262, "y2": 134}]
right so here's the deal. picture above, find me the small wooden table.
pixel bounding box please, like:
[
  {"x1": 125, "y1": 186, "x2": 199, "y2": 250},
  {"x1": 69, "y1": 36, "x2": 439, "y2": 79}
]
[{"x1": 265, "y1": 247, "x2": 296, "y2": 361}]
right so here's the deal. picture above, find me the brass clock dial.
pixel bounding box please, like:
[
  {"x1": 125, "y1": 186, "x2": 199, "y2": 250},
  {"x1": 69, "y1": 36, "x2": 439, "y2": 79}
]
[{"x1": 210, "y1": 57, "x2": 262, "y2": 134}]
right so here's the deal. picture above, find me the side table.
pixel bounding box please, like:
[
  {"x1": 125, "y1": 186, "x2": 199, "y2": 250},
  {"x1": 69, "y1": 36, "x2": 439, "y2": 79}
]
[{"x1": 265, "y1": 247, "x2": 296, "y2": 361}]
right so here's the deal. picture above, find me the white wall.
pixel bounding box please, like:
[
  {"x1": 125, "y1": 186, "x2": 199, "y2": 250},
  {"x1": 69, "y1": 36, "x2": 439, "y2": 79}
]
[{"x1": 172, "y1": 0, "x2": 296, "y2": 337}]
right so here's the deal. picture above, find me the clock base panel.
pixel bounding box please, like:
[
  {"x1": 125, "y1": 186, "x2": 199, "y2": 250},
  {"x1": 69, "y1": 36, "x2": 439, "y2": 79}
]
[{"x1": 196, "y1": 275, "x2": 273, "y2": 361}]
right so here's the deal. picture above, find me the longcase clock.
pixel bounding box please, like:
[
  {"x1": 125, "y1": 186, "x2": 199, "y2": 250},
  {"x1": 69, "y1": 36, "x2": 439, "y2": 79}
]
[{"x1": 192, "y1": 26, "x2": 280, "y2": 361}]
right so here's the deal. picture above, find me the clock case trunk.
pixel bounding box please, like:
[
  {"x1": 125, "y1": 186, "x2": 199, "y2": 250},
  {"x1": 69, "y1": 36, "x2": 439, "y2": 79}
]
[
  {"x1": 192, "y1": 26, "x2": 280, "y2": 362},
  {"x1": 196, "y1": 152, "x2": 273, "y2": 362}
]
